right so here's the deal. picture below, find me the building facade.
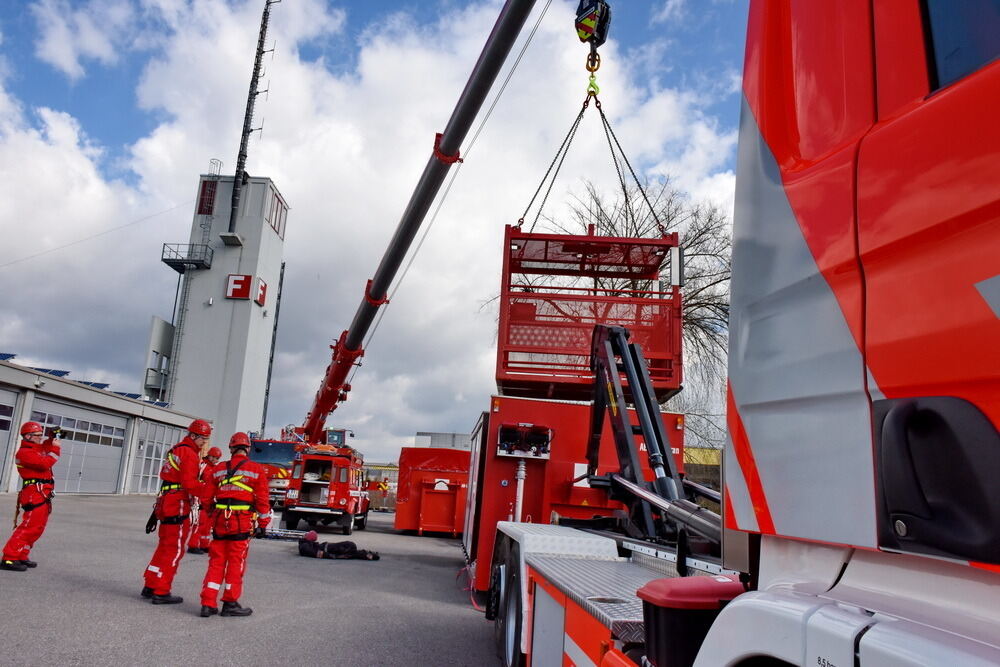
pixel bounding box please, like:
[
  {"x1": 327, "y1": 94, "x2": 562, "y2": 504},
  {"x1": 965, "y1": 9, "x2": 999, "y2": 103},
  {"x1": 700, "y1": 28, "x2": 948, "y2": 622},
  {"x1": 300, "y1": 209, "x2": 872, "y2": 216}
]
[
  {"x1": 414, "y1": 431, "x2": 473, "y2": 450},
  {"x1": 146, "y1": 174, "x2": 288, "y2": 440},
  {"x1": 1, "y1": 360, "x2": 197, "y2": 494}
]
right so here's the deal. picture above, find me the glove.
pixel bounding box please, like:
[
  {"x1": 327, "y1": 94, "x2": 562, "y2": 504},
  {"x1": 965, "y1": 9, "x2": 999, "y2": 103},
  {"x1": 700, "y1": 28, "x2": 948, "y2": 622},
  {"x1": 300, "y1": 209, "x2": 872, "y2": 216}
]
[
  {"x1": 253, "y1": 525, "x2": 267, "y2": 539},
  {"x1": 145, "y1": 511, "x2": 158, "y2": 534}
]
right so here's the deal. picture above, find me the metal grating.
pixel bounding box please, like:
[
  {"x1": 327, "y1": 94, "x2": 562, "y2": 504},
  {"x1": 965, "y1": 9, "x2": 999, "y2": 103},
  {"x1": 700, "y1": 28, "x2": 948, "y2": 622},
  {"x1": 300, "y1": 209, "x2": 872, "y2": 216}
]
[
  {"x1": 527, "y1": 554, "x2": 671, "y2": 644},
  {"x1": 161, "y1": 243, "x2": 213, "y2": 273}
]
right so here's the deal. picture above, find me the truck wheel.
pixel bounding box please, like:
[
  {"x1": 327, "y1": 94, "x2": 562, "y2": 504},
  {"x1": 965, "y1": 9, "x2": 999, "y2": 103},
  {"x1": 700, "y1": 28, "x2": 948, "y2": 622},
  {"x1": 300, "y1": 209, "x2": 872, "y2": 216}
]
[
  {"x1": 499, "y1": 543, "x2": 524, "y2": 667},
  {"x1": 356, "y1": 511, "x2": 368, "y2": 530},
  {"x1": 491, "y1": 539, "x2": 510, "y2": 644},
  {"x1": 282, "y1": 511, "x2": 299, "y2": 531},
  {"x1": 342, "y1": 513, "x2": 354, "y2": 535}
]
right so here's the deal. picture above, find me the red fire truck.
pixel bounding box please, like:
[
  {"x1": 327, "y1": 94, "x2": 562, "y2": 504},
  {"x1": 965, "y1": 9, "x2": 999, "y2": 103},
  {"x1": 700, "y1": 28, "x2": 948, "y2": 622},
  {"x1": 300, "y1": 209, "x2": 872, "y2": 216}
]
[
  {"x1": 248, "y1": 438, "x2": 296, "y2": 507},
  {"x1": 475, "y1": 2, "x2": 1000, "y2": 666},
  {"x1": 462, "y1": 224, "x2": 689, "y2": 595},
  {"x1": 282, "y1": 440, "x2": 370, "y2": 535}
]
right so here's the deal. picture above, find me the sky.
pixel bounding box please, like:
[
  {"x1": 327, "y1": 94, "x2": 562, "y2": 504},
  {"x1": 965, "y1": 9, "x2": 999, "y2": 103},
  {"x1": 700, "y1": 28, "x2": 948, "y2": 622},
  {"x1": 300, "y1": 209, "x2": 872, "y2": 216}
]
[{"x1": 0, "y1": 0, "x2": 749, "y2": 463}]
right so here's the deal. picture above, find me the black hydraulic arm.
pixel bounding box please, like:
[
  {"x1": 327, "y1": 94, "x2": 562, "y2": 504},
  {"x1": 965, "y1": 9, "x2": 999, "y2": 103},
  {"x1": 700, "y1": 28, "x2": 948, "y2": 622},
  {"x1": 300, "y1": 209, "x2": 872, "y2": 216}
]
[
  {"x1": 587, "y1": 325, "x2": 656, "y2": 535},
  {"x1": 587, "y1": 325, "x2": 681, "y2": 497},
  {"x1": 586, "y1": 324, "x2": 721, "y2": 545}
]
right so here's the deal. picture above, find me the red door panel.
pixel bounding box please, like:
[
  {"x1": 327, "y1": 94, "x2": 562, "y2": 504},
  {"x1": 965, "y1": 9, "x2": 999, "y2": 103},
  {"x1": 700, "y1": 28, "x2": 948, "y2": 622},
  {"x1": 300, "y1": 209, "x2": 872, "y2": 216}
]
[{"x1": 858, "y1": 60, "x2": 1000, "y2": 426}]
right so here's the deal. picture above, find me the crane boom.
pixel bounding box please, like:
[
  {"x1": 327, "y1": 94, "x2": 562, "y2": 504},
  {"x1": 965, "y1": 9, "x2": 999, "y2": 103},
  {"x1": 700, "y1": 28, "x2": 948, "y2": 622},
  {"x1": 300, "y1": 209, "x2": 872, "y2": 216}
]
[{"x1": 300, "y1": 0, "x2": 539, "y2": 443}]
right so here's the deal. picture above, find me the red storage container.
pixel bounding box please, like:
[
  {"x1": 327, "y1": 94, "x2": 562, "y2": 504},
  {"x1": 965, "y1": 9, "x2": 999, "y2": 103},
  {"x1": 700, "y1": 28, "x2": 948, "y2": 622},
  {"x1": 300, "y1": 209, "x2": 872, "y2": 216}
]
[
  {"x1": 394, "y1": 447, "x2": 470, "y2": 536},
  {"x1": 496, "y1": 224, "x2": 683, "y2": 401}
]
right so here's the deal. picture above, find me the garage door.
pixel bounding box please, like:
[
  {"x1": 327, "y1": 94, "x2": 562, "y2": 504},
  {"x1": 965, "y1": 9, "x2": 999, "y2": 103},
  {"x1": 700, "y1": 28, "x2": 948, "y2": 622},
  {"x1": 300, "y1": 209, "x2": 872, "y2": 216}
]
[
  {"x1": 32, "y1": 399, "x2": 127, "y2": 493},
  {"x1": 0, "y1": 388, "x2": 17, "y2": 488},
  {"x1": 129, "y1": 420, "x2": 185, "y2": 494}
]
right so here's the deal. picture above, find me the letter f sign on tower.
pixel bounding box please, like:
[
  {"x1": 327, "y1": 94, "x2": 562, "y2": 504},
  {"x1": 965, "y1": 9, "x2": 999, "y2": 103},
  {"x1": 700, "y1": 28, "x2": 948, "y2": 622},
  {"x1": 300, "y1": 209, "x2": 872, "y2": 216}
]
[
  {"x1": 255, "y1": 278, "x2": 268, "y2": 306},
  {"x1": 226, "y1": 274, "x2": 252, "y2": 299}
]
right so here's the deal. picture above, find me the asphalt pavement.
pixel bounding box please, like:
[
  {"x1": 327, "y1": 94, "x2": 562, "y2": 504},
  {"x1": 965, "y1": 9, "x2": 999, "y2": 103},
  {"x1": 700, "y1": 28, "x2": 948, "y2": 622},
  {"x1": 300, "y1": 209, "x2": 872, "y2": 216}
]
[{"x1": 0, "y1": 494, "x2": 498, "y2": 666}]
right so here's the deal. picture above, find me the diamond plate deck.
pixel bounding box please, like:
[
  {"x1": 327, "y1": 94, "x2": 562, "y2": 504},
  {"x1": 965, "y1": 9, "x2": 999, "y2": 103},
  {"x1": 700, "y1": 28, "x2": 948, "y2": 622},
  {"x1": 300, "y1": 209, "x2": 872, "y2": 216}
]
[
  {"x1": 498, "y1": 521, "x2": 620, "y2": 558},
  {"x1": 527, "y1": 554, "x2": 674, "y2": 644}
]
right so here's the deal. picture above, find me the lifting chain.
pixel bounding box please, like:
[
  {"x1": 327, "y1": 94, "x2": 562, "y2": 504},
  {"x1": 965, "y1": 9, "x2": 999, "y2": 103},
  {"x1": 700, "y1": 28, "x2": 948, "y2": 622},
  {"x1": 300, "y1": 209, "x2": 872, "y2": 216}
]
[
  {"x1": 576, "y1": 1, "x2": 610, "y2": 96},
  {"x1": 516, "y1": 0, "x2": 667, "y2": 234}
]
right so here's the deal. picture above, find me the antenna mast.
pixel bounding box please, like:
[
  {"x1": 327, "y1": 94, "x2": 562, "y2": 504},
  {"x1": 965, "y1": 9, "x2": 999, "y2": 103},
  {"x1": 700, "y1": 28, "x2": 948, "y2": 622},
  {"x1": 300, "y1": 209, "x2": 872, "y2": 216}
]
[{"x1": 228, "y1": 0, "x2": 279, "y2": 234}]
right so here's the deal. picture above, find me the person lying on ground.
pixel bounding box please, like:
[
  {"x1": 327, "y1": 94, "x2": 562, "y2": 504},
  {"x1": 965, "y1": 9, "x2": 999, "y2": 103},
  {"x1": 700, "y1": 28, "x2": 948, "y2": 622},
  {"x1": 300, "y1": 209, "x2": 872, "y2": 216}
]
[{"x1": 297, "y1": 530, "x2": 380, "y2": 560}]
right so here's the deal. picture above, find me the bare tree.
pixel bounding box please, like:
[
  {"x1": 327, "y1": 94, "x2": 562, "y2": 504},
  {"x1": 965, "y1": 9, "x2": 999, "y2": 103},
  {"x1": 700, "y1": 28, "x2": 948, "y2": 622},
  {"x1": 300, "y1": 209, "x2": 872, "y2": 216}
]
[{"x1": 541, "y1": 179, "x2": 732, "y2": 450}]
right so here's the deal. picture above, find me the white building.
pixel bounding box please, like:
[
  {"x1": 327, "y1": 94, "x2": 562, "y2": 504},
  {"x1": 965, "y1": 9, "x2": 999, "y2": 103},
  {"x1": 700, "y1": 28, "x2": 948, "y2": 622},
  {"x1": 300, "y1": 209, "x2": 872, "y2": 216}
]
[
  {"x1": 145, "y1": 174, "x2": 288, "y2": 441},
  {"x1": 0, "y1": 359, "x2": 196, "y2": 494},
  {"x1": 415, "y1": 431, "x2": 473, "y2": 450}
]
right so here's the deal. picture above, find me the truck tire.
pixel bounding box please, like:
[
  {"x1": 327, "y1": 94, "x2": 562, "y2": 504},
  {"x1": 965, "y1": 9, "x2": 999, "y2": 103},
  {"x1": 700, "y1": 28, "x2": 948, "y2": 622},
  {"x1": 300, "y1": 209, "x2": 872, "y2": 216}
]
[
  {"x1": 282, "y1": 510, "x2": 299, "y2": 531},
  {"x1": 499, "y1": 543, "x2": 524, "y2": 667},
  {"x1": 342, "y1": 512, "x2": 354, "y2": 535},
  {"x1": 356, "y1": 510, "x2": 369, "y2": 530}
]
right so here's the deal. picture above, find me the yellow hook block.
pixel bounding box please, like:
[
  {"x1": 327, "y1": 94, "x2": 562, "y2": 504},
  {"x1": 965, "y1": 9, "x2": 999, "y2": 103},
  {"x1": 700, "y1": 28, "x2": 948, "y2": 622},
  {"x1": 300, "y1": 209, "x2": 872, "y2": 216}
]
[{"x1": 587, "y1": 74, "x2": 600, "y2": 96}]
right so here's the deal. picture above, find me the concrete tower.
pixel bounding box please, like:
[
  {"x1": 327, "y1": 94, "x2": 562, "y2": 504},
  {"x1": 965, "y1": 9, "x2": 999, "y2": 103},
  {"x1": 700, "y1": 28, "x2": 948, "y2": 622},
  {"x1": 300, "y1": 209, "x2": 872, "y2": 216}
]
[{"x1": 146, "y1": 175, "x2": 288, "y2": 439}]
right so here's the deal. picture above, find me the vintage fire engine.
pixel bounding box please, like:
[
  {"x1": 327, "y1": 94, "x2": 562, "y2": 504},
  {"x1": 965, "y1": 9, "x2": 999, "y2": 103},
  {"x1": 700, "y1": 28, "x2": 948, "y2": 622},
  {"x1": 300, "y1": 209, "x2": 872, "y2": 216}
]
[{"x1": 282, "y1": 434, "x2": 370, "y2": 535}]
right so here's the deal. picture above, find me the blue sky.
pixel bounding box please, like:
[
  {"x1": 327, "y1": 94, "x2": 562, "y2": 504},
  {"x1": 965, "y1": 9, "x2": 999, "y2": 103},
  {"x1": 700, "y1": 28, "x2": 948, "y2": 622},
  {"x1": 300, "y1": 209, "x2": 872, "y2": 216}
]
[
  {"x1": 0, "y1": 0, "x2": 748, "y2": 461},
  {"x1": 0, "y1": 1, "x2": 747, "y2": 181}
]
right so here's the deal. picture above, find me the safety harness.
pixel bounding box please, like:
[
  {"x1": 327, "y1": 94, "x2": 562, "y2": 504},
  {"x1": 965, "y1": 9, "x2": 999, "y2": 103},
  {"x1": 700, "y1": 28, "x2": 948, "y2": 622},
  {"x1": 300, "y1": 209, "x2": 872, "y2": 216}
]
[
  {"x1": 213, "y1": 458, "x2": 256, "y2": 541},
  {"x1": 12, "y1": 470, "x2": 56, "y2": 528},
  {"x1": 19, "y1": 477, "x2": 55, "y2": 511},
  {"x1": 217, "y1": 458, "x2": 254, "y2": 495},
  {"x1": 155, "y1": 441, "x2": 199, "y2": 523}
]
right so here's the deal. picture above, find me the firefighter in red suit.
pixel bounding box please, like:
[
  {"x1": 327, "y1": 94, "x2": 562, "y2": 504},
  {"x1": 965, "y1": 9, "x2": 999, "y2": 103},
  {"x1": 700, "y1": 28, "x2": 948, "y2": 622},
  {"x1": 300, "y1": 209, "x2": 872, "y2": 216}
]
[
  {"x1": 141, "y1": 418, "x2": 212, "y2": 604},
  {"x1": 199, "y1": 432, "x2": 270, "y2": 618},
  {"x1": 1, "y1": 422, "x2": 61, "y2": 572},
  {"x1": 187, "y1": 446, "x2": 222, "y2": 555}
]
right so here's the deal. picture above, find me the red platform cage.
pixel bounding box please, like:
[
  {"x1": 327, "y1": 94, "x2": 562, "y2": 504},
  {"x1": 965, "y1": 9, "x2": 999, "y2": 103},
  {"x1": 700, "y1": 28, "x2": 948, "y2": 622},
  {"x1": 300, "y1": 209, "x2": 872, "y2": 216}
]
[{"x1": 496, "y1": 224, "x2": 683, "y2": 401}]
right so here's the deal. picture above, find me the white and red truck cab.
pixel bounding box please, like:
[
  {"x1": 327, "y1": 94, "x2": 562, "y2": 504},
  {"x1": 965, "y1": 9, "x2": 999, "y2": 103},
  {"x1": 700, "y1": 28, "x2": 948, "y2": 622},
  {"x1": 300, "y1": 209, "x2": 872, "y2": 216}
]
[{"x1": 481, "y1": 2, "x2": 1000, "y2": 666}]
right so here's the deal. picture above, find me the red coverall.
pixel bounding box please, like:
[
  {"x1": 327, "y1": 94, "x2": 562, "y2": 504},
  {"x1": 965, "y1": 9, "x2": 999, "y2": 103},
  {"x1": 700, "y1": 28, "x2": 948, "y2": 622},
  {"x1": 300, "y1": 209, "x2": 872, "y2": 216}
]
[
  {"x1": 2, "y1": 437, "x2": 60, "y2": 562},
  {"x1": 200, "y1": 452, "x2": 270, "y2": 607},
  {"x1": 188, "y1": 459, "x2": 213, "y2": 551},
  {"x1": 143, "y1": 436, "x2": 202, "y2": 595}
]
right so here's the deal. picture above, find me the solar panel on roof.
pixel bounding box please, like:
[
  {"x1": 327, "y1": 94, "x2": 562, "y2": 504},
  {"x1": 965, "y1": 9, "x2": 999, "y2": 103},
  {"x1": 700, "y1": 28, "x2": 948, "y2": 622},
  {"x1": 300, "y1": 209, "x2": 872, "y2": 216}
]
[
  {"x1": 79, "y1": 381, "x2": 111, "y2": 389},
  {"x1": 113, "y1": 392, "x2": 143, "y2": 399},
  {"x1": 31, "y1": 368, "x2": 71, "y2": 377}
]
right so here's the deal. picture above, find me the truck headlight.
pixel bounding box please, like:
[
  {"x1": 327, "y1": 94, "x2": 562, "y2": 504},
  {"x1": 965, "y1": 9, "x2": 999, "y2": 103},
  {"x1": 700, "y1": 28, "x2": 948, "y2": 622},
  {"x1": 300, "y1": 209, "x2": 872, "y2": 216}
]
[{"x1": 339, "y1": 498, "x2": 347, "y2": 505}]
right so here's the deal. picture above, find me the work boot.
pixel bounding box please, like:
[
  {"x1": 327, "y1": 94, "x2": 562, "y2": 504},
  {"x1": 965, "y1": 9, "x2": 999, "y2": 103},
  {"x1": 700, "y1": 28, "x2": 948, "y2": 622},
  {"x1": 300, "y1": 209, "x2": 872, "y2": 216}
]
[
  {"x1": 1, "y1": 560, "x2": 27, "y2": 572},
  {"x1": 200, "y1": 606, "x2": 219, "y2": 618},
  {"x1": 19, "y1": 559, "x2": 37, "y2": 568},
  {"x1": 151, "y1": 593, "x2": 183, "y2": 605},
  {"x1": 140, "y1": 586, "x2": 154, "y2": 599},
  {"x1": 220, "y1": 601, "x2": 252, "y2": 617},
  {"x1": 187, "y1": 547, "x2": 205, "y2": 555}
]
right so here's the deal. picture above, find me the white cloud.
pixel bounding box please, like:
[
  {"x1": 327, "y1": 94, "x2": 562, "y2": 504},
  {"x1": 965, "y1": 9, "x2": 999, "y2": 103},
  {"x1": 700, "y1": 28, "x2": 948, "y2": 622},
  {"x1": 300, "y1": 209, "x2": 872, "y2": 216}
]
[
  {"x1": 652, "y1": 0, "x2": 687, "y2": 24},
  {"x1": 0, "y1": 0, "x2": 739, "y2": 464},
  {"x1": 30, "y1": 0, "x2": 135, "y2": 80}
]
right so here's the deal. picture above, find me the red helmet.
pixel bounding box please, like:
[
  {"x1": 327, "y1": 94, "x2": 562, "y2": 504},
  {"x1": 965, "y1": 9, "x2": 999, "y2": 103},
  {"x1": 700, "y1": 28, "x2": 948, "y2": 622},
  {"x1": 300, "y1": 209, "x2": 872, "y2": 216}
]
[
  {"x1": 229, "y1": 432, "x2": 250, "y2": 448},
  {"x1": 188, "y1": 419, "x2": 212, "y2": 437},
  {"x1": 207, "y1": 447, "x2": 223, "y2": 458},
  {"x1": 20, "y1": 421, "x2": 44, "y2": 436}
]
